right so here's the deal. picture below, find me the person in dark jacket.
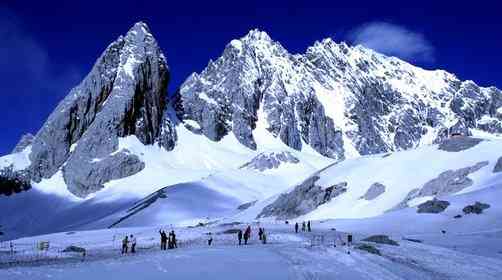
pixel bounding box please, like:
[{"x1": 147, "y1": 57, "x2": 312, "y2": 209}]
[
  {"x1": 258, "y1": 228, "x2": 263, "y2": 240},
  {"x1": 261, "y1": 228, "x2": 267, "y2": 244},
  {"x1": 307, "y1": 221, "x2": 311, "y2": 232},
  {"x1": 208, "y1": 233, "x2": 213, "y2": 246},
  {"x1": 121, "y1": 235, "x2": 129, "y2": 254},
  {"x1": 295, "y1": 222, "x2": 299, "y2": 233},
  {"x1": 159, "y1": 230, "x2": 168, "y2": 250},
  {"x1": 244, "y1": 226, "x2": 251, "y2": 245},
  {"x1": 302, "y1": 221, "x2": 306, "y2": 232},
  {"x1": 171, "y1": 231, "x2": 177, "y2": 249},
  {"x1": 238, "y1": 230, "x2": 243, "y2": 245}
]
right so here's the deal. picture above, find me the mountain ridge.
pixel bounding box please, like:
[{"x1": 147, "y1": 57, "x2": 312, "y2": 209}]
[{"x1": 2, "y1": 22, "x2": 502, "y2": 199}]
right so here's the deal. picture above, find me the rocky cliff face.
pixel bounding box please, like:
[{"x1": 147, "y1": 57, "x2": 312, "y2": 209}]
[
  {"x1": 26, "y1": 22, "x2": 175, "y2": 197},
  {"x1": 177, "y1": 30, "x2": 502, "y2": 159}
]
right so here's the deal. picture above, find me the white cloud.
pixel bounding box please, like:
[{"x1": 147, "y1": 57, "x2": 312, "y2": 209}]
[{"x1": 347, "y1": 22, "x2": 435, "y2": 63}]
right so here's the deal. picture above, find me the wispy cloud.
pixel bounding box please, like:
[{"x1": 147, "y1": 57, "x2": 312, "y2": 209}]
[
  {"x1": 346, "y1": 22, "x2": 435, "y2": 64},
  {"x1": 0, "y1": 8, "x2": 82, "y2": 96}
]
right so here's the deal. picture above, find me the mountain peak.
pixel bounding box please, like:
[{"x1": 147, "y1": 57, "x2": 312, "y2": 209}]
[{"x1": 243, "y1": 28, "x2": 272, "y2": 42}]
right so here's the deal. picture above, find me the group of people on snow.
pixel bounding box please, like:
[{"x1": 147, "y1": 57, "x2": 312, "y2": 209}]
[
  {"x1": 120, "y1": 221, "x2": 322, "y2": 254},
  {"x1": 159, "y1": 229, "x2": 177, "y2": 250},
  {"x1": 121, "y1": 234, "x2": 137, "y2": 254},
  {"x1": 294, "y1": 221, "x2": 312, "y2": 233},
  {"x1": 236, "y1": 225, "x2": 268, "y2": 245}
]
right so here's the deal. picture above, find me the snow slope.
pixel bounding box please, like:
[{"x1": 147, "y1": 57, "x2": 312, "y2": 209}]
[{"x1": 0, "y1": 123, "x2": 331, "y2": 240}]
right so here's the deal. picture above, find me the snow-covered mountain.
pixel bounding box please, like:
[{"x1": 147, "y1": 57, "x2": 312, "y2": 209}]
[
  {"x1": 178, "y1": 29, "x2": 502, "y2": 160},
  {"x1": 1, "y1": 22, "x2": 502, "y2": 243}
]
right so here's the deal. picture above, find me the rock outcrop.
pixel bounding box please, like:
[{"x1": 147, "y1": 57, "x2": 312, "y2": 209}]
[
  {"x1": 240, "y1": 151, "x2": 299, "y2": 171},
  {"x1": 417, "y1": 199, "x2": 450, "y2": 214},
  {"x1": 394, "y1": 161, "x2": 489, "y2": 209},
  {"x1": 360, "y1": 183, "x2": 386, "y2": 200},
  {"x1": 493, "y1": 157, "x2": 502, "y2": 173},
  {"x1": 257, "y1": 172, "x2": 347, "y2": 219},
  {"x1": 438, "y1": 136, "x2": 483, "y2": 152},
  {"x1": 362, "y1": 235, "x2": 399, "y2": 246},
  {"x1": 26, "y1": 22, "x2": 175, "y2": 197},
  {"x1": 463, "y1": 202, "x2": 490, "y2": 214}
]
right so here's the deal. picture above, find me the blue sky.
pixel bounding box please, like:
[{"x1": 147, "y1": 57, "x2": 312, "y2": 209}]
[{"x1": 1, "y1": 0, "x2": 501, "y2": 155}]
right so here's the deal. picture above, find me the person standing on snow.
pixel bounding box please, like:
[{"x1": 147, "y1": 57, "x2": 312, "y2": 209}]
[
  {"x1": 262, "y1": 228, "x2": 267, "y2": 244},
  {"x1": 238, "y1": 229, "x2": 243, "y2": 245},
  {"x1": 307, "y1": 221, "x2": 311, "y2": 232},
  {"x1": 121, "y1": 235, "x2": 129, "y2": 254},
  {"x1": 130, "y1": 234, "x2": 137, "y2": 253},
  {"x1": 171, "y1": 230, "x2": 178, "y2": 249},
  {"x1": 295, "y1": 222, "x2": 299, "y2": 233},
  {"x1": 208, "y1": 232, "x2": 213, "y2": 246},
  {"x1": 258, "y1": 227, "x2": 264, "y2": 240},
  {"x1": 302, "y1": 221, "x2": 306, "y2": 232},
  {"x1": 244, "y1": 226, "x2": 251, "y2": 245},
  {"x1": 159, "y1": 230, "x2": 168, "y2": 250}
]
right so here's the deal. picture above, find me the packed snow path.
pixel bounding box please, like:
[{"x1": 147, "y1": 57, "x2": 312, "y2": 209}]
[{"x1": 2, "y1": 226, "x2": 502, "y2": 280}]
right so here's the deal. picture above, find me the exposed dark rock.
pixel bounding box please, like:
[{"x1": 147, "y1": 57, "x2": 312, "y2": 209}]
[
  {"x1": 108, "y1": 187, "x2": 167, "y2": 228},
  {"x1": 240, "y1": 152, "x2": 299, "y2": 171},
  {"x1": 219, "y1": 222, "x2": 242, "y2": 227},
  {"x1": 438, "y1": 136, "x2": 483, "y2": 152},
  {"x1": 463, "y1": 202, "x2": 490, "y2": 215},
  {"x1": 402, "y1": 238, "x2": 422, "y2": 243},
  {"x1": 62, "y1": 245, "x2": 86, "y2": 253},
  {"x1": 417, "y1": 199, "x2": 450, "y2": 214},
  {"x1": 221, "y1": 229, "x2": 241, "y2": 234},
  {"x1": 356, "y1": 244, "x2": 381, "y2": 255},
  {"x1": 362, "y1": 235, "x2": 399, "y2": 246},
  {"x1": 257, "y1": 172, "x2": 347, "y2": 219},
  {"x1": 360, "y1": 183, "x2": 386, "y2": 200},
  {"x1": 237, "y1": 200, "x2": 257, "y2": 210},
  {"x1": 418, "y1": 161, "x2": 488, "y2": 197},
  {"x1": 493, "y1": 157, "x2": 502, "y2": 173},
  {"x1": 0, "y1": 166, "x2": 31, "y2": 196},
  {"x1": 454, "y1": 214, "x2": 462, "y2": 219}
]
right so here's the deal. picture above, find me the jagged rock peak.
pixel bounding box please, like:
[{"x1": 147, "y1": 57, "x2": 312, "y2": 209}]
[
  {"x1": 178, "y1": 28, "x2": 502, "y2": 159},
  {"x1": 26, "y1": 21, "x2": 174, "y2": 198}
]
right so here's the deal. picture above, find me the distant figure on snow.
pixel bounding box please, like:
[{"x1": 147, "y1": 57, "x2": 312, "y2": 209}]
[
  {"x1": 295, "y1": 222, "x2": 299, "y2": 233},
  {"x1": 169, "y1": 231, "x2": 177, "y2": 249},
  {"x1": 258, "y1": 227, "x2": 264, "y2": 240},
  {"x1": 244, "y1": 226, "x2": 251, "y2": 245},
  {"x1": 121, "y1": 235, "x2": 129, "y2": 254},
  {"x1": 172, "y1": 231, "x2": 178, "y2": 248},
  {"x1": 130, "y1": 234, "x2": 137, "y2": 253},
  {"x1": 262, "y1": 229, "x2": 267, "y2": 244},
  {"x1": 307, "y1": 221, "x2": 311, "y2": 232},
  {"x1": 159, "y1": 230, "x2": 168, "y2": 250},
  {"x1": 302, "y1": 221, "x2": 306, "y2": 232},
  {"x1": 208, "y1": 233, "x2": 213, "y2": 246},
  {"x1": 238, "y1": 229, "x2": 243, "y2": 245}
]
